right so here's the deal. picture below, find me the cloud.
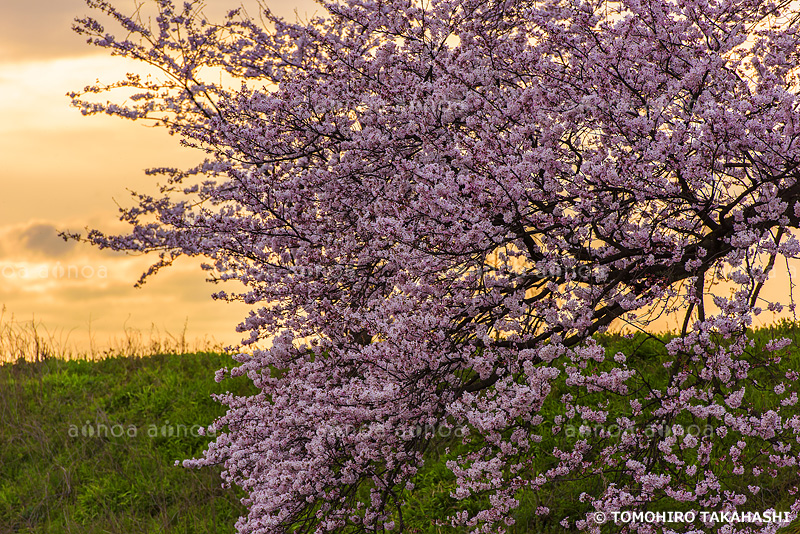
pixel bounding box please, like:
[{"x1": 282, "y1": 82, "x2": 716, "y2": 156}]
[
  {"x1": 0, "y1": 220, "x2": 105, "y2": 260},
  {"x1": 0, "y1": 0, "x2": 97, "y2": 62},
  {"x1": 17, "y1": 223, "x2": 76, "y2": 258},
  {"x1": 0, "y1": 55, "x2": 165, "y2": 134},
  {"x1": 0, "y1": 221, "x2": 62, "y2": 260},
  {"x1": 0, "y1": 0, "x2": 324, "y2": 63},
  {"x1": 0, "y1": 221, "x2": 252, "y2": 356}
]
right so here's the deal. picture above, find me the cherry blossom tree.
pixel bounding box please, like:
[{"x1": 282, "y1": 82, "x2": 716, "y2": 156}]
[{"x1": 70, "y1": 0, "x2": 800, "y2": 531}]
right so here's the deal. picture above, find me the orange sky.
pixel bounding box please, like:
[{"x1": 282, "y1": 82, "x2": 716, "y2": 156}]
[
  {"x1": 0, "y1": 0, "x2": 319, "y2": 357},
  {"x1": 0, "y1": 0, "x2": 798, "y2": 358}
]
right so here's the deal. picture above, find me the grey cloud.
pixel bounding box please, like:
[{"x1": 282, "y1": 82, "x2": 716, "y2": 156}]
[
  {"x1": 0, "y1": 220, "x2": 128, "y2": 260},
  {"x1": 18, "y1": 223, "x2": 76, "y2": 257}
]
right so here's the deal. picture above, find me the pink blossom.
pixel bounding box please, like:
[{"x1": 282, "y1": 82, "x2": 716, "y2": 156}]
[{"x1": 70, "y1": 0, "x2": 800, "y2": 531}]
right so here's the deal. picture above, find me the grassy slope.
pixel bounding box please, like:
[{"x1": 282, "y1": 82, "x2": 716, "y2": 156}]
[
  {"x1": 2, "y1": 324, "x2": 800, "y2": 533},
  {"x1": 0, "y1": 352, "x2": 257, "y2": 534},
  {"x1": 399, "y1": 323, "x2": 800, "y2": 533}
]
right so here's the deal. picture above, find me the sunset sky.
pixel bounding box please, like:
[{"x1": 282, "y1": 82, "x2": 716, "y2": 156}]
[
  {"x1": 1, "y1": 0, "x2": 798, "y2": 358},
  {"x1": 0, "y1": 0, "x2": 319, "y2": 356}
]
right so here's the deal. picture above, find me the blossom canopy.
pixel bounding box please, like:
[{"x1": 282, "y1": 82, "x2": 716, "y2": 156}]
[{"x1": 72, "y1": 0, "x2": 800, "y2": 531}]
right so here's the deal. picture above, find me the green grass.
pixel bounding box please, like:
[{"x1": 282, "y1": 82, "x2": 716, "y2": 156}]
[
  {"x1": 0, "y1": 351, "x2": 258, "y2": 533},
  {"x1": 393, "y1": 322, "x2": 800, "y2": 533},
  {"x1": 3, "y1": 322, "x2": 800, "y2": 533}
]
